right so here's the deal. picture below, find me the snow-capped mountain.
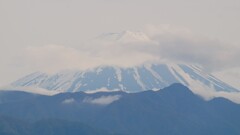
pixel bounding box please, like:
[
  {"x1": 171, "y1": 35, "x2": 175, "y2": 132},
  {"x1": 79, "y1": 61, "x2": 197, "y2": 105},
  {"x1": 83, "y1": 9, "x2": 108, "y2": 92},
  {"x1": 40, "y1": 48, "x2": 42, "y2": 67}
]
[
  {"x1": 9, "y1": 31, "x2": 239, "y2": 95},
  {"x1": 11, "y1": 63, "x2": 239, "y2": 93},
  {"x1": 95, "y1": 30, "x2": 152, "y2": 43}
]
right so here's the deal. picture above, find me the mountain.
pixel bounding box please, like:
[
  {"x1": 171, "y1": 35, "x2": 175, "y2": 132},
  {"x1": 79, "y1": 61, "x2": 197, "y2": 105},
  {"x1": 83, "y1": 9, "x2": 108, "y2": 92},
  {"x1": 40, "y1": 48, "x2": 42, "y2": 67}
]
[
  {"x1": 11, "y1": 63, "x2": 239, "y2": 94},
  {"x1": 0, "y1": 84, "x2": 240, "y2": 135},
  {"x1": 9, "y1": 31, "x2": 239, "y2": 94},
  {"x1": 0, "y1": 115, "x2": 123, "y2": 135},
  {"x1": 94, "y1": 30, "x2": 152, "y2": 43}
]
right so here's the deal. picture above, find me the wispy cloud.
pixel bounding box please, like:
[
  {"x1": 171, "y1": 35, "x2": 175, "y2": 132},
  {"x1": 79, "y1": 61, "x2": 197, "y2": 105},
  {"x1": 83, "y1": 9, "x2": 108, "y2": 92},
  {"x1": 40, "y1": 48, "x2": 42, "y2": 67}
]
[
  {"x1": 62, "y1": 98, "x2": 75, "y2": 104},
  {"x1": 143, "y1": 24, "x2": 240, "y2": 72},
  {"x1": 10, "y1": 25, "x2": 240, "y2": 75},
  {"x1": 83, "y1": 95, "x2": 121, "y2": 105},
  {"x1": 0, "y1": 85, "x2": 59, "y2": 96}
]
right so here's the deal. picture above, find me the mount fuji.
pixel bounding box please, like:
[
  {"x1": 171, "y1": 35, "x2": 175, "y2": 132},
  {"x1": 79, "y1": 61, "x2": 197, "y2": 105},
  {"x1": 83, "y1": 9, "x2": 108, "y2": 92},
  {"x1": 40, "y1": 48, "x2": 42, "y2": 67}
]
[
  {"x1": 94, "y1": 30, "x2": 152, "y2": 43},
  {"x1": 11, "y1": 63, "x2": 238, "y2": 93},
  {"x1": 10, "y1": 31, "x2": 239, "y2": 95}
]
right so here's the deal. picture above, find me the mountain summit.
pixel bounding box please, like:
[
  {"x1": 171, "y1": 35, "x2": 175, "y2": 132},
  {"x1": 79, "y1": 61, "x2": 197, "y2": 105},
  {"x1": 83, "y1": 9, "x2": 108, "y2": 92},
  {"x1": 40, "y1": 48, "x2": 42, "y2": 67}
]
[{"x1": 95, "y1": 30, "x2": 152, "y2": 43}]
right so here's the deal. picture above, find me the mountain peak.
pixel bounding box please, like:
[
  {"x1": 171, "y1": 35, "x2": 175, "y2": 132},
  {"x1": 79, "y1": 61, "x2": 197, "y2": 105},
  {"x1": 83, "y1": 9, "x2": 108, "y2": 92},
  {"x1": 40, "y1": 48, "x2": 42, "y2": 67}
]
[
  {"x1": 95, "y1": 30, "x2": 151, "y2": 43},
  {"x1": 159, "y1": 83, "x2": 194, "y2": 96}
]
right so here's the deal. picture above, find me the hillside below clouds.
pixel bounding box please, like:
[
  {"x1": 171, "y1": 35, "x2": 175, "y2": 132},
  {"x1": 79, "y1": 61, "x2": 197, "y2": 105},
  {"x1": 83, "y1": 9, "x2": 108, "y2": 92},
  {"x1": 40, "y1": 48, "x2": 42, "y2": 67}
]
[{"x1": 1, "y1": 84, "x2": 240, "y2": 135}]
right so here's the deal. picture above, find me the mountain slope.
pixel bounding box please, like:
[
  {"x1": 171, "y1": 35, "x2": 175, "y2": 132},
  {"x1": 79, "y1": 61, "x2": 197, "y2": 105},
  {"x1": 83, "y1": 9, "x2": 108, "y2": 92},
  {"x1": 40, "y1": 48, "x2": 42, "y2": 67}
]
[
  {"x1": 93, "y1": 84, "x2": 240, "y2": 135},
  {"x1": 0, "y1": 116, "x2": 123, "y2": 135},
  {"x1": 11, "y1": 63, "x2": 239, "y2": 93},
  {"x1": 0, "y1": 84, "x2": 240, "y2": 135}
]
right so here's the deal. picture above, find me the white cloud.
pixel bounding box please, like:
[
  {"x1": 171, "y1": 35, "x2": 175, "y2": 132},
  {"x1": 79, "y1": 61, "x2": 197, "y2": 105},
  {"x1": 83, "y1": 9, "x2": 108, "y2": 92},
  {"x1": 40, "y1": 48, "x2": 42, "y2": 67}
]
[
  {"x1": 143, "y1": 24, "x2": 240, "y2": 72},
  {"x1": 62, "y1": 98, "x2": 75, "y2": 104},
  {"x1": 83, "y1": 95, "x2": 121, "y2": 105},
  {"x1": 213, "y1": 67, "x2": 240, "y2": 89},
  {"x1": 11, "y1": 25, "x2": 240, "y2": 75},
  {"x1": 0, "y1": 85, "x2": 59, "y2": 96},
  {"x1": 191, "y1": 86, "x2": 240, "y2": 104},
  {"x1": 15, "y1": 38, "x2": 158, "y2": 73},
  {"x1": 84, "y1": 87, "x2": 122, "y2": 94},
  {"x1": 214, "y1": 92, "x2": 240, "y2": 104}
]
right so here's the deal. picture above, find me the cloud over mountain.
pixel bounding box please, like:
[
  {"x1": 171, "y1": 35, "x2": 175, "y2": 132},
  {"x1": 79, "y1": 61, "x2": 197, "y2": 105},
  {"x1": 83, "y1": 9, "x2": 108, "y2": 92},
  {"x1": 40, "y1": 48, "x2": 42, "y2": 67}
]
[
  {"x1": 144, "y1": 25, "x2": 240, "y2": 72},
  {"x1": 13, "y1": 26, "x2": 240, "y2": 76}
]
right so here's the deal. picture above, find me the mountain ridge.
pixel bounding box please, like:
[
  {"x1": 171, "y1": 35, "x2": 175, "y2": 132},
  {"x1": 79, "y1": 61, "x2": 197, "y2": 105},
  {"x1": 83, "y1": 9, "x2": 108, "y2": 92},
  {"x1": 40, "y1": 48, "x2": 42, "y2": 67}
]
[
  {"x1": 11, "y1": 63, "x2": 239, "y2": 94},
  {"x1": 1, "y1": 83, "x2": 240, "y2": 135}
]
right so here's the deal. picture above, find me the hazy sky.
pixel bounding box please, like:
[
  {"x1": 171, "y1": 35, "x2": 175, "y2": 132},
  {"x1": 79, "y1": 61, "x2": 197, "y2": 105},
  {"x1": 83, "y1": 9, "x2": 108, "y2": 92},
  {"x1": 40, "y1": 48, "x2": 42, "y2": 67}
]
[{"x1": 0, "y1": 0, "x2": 240, "y2": 87}]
